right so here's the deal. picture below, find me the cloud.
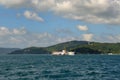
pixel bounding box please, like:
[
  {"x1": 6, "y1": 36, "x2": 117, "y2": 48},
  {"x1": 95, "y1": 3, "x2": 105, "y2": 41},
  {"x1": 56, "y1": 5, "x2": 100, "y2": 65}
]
[
  {"x1": 13, "y1": 27, "x2": 27, "y2": 35},
  {"x1": 0, "y1": 0, "x2": 55, "y2": 10},
  {"x1": 0, "y1": 27, "x2": 11, "y2": 36},
  {"x1": 77, "y1": 25, "x2": 88, "y2": 31},
  {"x1": 0, "y1": 27, "x2": 27, "y2": 36},
  {"x1": 53, "y1": 0, "x2": 120, "y2": 24},
  {"x1": 24, "y1": 10, "x2": 44, "y2": 22},
  {"x1": 82, "y1": 34, "x2": 93, "y2": 41},
  {"x1": 53, "y1": 1, "x2": 73, "y2": 15},
  {"x1": 0, "y1": 0, "x2": 120, "y2": 24},
  {"x1": 31, "y1": 0, "x2": 55, "y2": 11},
  {"x1": 93, "y1": 34, "x2": 120, "y2": 43},
  {"x1": 0, "y1": 26, "x2": 77, "y2": 48},
  {"x1": 1, "y1": 27, "x2": 120, "y2": 48},
  {"x1": 0, "y1": 0, "x2": 26, "y2": 8},
  {"x1": 0, "y1": 27, "x2": 52, "y2": 47},
  {"x1": 0, "y1": 27, "x2": 28, "y2": 47}
]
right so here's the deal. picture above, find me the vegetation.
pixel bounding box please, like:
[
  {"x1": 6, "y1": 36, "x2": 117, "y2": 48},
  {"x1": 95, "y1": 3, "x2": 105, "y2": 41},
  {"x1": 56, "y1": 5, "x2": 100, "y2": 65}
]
[
  {"x1": 46, "y1": 41, "x2": 88, "y2": 51},
  {"x1": 10, "y1": 47, "x2": 49, "y2": 54},
  {"x1": 10, "y1": 41, "x2": 120, "y2": 54}
]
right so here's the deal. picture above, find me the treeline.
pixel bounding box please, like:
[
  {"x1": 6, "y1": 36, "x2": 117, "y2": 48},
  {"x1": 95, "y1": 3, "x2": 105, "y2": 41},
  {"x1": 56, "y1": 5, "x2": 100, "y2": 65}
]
[{"x1": 70, "y1": 42, "x2": 120, "y2": 54}]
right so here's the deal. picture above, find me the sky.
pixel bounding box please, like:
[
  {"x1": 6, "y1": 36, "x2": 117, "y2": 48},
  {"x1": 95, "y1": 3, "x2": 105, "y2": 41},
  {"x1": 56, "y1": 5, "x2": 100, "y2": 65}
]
[{"x1": 0, "y1": 0, "x2": 120, "y2": 48}]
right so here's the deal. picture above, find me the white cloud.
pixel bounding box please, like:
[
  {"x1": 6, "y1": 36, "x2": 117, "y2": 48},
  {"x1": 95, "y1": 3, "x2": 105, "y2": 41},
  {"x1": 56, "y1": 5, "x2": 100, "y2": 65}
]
[
  {"x1": 0, "y1": 27, "x2": 27, "y2": 36},
  {"x1": 0, "y1": 0, "x2": 55, "y2": 10},
  {"x1": 94, "y1": 34, "x2": 120, "y2": 43},
  {"x1": 12, "y1": 27, "x2": 27, "y2": 35},
  {"x1": 0, "y1": 27, "x2": 11, "y2": 36},
  {"x1": 1, "y1": 27, "x2": 120, "y2": 48},
  {"x1": 0, "y1": 0, "x2": 26, "y2": 8},
  {"x1": 77, "y1": 25, "x2": 88, "y2": 31},
  {"x1": 54, "y1": 0, "x2": 120, "y2": 24},
  {"x1": 82, "y1": 33, "x2": 93, "y2": 41},
  {"x1": 53, "y1": 1, "x2": 74, "y2": 15},
  {"x1": 24, "y1": 10, "x2": 44, "y2": 22},
  {"x1": 10, "y1": 37, "x2": 23, "y2": 43},
  {"x1": 0, "y1": 27, "x2": 52, "y2": 47},
  {"x1": 31, "y1": 0, "x2": 55, "y2": 11},
  {"x1": 0, "y1": 26, "x2": 77, "y2": 48},
  {"x1": 1, "y1": 0, "x2": 120, "y2": 24}
]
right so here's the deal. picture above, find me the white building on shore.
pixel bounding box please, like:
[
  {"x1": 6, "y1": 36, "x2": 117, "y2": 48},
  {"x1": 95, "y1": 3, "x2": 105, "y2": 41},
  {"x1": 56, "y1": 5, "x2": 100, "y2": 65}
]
[{"x1": 52, "y1": 50, "x2": 75, "y2": 55}]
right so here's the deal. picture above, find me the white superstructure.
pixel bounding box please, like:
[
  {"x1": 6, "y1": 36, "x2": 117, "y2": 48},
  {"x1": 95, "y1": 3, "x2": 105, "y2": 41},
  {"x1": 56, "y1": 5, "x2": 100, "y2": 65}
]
[
  {"x1": 52, "y1": 50, "x2": 75, "y2": 55},
  {"x1": 108, "y1": 53, "x2": 113, "y2": 55}
]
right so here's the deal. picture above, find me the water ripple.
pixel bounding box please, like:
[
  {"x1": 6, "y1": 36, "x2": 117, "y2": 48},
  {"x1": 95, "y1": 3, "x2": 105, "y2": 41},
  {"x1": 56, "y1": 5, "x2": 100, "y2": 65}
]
[{"x1": 0, "y1": 54, "x2": 120, "y2": 80}]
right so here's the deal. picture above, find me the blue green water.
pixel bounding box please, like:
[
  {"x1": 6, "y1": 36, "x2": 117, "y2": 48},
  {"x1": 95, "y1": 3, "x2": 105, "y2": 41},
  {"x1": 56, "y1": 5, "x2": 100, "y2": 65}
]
[{"x1": 0, "y1": 54, "x2": 120, "y2": 80}]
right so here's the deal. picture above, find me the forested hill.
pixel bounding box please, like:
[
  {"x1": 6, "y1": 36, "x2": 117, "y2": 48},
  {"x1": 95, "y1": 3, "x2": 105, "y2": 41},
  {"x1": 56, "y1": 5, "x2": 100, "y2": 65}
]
[
  {"x1": 10, "y1": 47, "x2": 49, "y2": 54},
  {"x1": 70, "y1": 42, "x2": 120, "y2": 54},
  {"x1": 46, "y1": 41, "x2": 89, "y2": 51},
  {"x1": 10, "y1": 41, "x2": 120, "y2": 54}
]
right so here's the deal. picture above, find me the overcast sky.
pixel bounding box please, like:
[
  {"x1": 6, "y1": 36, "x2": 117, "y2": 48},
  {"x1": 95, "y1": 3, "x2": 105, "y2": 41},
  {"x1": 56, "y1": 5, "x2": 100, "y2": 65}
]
[{"x1": 0, "y1": 0, "x2": 120, "y2": 48}]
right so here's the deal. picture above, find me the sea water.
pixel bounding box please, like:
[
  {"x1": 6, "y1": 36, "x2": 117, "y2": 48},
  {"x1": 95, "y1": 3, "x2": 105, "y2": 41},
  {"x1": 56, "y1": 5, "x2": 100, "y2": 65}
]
[{"x1": 0, "y1": 54, "x2": 120, "y2": 80}]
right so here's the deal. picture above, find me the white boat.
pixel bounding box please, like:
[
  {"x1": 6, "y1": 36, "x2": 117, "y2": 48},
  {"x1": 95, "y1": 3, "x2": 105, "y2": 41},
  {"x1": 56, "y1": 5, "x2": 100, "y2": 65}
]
[
  {"x1": 108, "y1": 53, "x2": 113, "y2": 55},
  {"x1": 68, "y1": 52, "x2": 75, "y2": 55},
  {"x1": 52, "y1": 50, "x2": 75, "y2": 55}
]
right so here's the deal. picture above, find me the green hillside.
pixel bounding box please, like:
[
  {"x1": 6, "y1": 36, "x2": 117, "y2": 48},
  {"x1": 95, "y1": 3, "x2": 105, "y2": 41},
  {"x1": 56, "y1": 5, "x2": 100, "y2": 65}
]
[
  {"x1": 46, "y1": 40, "x2": 89, "y2": 51},
  {"x1": 10, "y1": 41, "x2": 120, "y2": 54},
  {"x1": 10, "y1": 47, "x2": 49, "y2": 54}
]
